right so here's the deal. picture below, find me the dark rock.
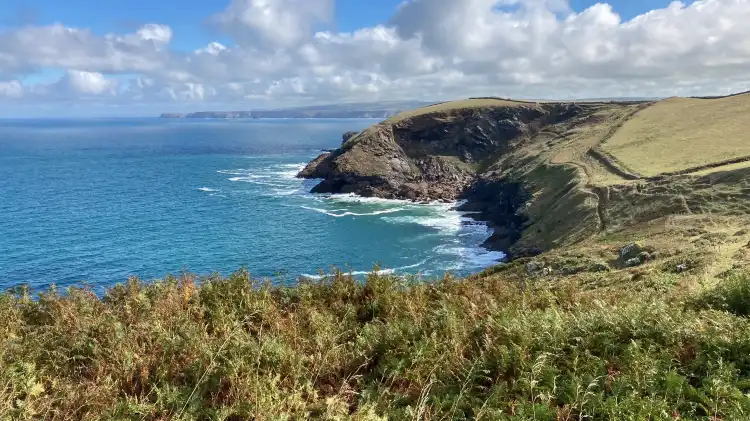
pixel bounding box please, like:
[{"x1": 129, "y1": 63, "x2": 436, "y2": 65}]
[
  {"x1": 592, "y1": 263, "x2": 610, "y2": 272},
  {"x1": 675, "y1": 263, "x2": 690, "y2": 273},
  {"x1": 460, "y1": 178, "x2": 530, "y2": 254},
  {"x1": 619, "y1": 243, "x2": 644, "y2": 261},
  {"x1": 297, "y1": 152, "x2": 333, "y2": 179},
  {"x1": 625, "y1": 257, "x2": 642, "y2": 268},
  {"x1": 525, "y1": 261, "x2": 543, "y2": 275}
]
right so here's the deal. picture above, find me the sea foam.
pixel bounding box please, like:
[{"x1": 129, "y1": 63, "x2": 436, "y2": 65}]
[{"x1": 300, "y1": 206, "x2": 407, "y2": 218}]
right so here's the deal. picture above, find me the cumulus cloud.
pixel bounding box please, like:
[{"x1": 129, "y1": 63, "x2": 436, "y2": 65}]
[
  {"x1": 211, "y1": 0, "x2": 334, "y2": 48},
  {"x1": 136, "y1": 24, "x2": 173, "y2": 45},
  {"x1": 61, "y1": 70, "x2": 117, "y2": 95},
  {"x1": 2, "y1": 0, "x2": 750, "y2": 111}
]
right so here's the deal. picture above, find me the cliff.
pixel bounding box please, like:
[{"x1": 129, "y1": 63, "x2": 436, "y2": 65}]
[{"x1": 300, "y1": 96, "x2": 750, "y2": 261}]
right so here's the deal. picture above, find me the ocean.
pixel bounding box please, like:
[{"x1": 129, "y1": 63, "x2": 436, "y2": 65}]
[{"x1": 0, "y1": 118, "x2": 504, "y2": 291}]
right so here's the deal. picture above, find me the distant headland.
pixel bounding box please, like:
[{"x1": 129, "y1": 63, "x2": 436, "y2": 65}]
[{"x1": 159, "y1": 101, "x2": 433, "y2": 119}]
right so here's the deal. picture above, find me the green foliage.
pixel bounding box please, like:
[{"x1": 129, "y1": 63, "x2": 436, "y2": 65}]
[
  {"x1": 693, "y1": 272, "x2": 750, "y2": 316},
  {"x1": 2, "y1": 269, "x2": 750, "y2": 420}
]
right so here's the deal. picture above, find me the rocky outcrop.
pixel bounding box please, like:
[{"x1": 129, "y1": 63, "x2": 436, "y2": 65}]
[
  {"x1": 298, "y1": 152, "x2": 334, "y2": 179},
  {"x1": 457, "y1": 177, "x2": 531, "y2": 255},
  {"x1": 298, "y1": 102, "x2": 598, "y2": 256}
]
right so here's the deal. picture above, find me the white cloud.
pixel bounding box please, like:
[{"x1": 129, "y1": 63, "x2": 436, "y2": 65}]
[
  {"x1": 211, "y1": 0, "x2": 334, "y2": 48},
  {"x1": 136, "y1": 24, "x2": 173, "y2": 45},
  {"x1": 62, "y1": 70, "x2": 116, "y2": 95},
  {"x1": 195, "y1": 42, "x2": 227, "y2": 55},
  {"x1": 0, "y1": 80, "x2": 23, "y2": 98},
  {"x1": 2, "y1": 0, "x2": 750, "y2": 112}
]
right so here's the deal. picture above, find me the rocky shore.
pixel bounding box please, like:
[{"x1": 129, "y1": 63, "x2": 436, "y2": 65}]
[
  {"x1": 298, "y1": 98, "x2": 750, "y2": 261},
  {"x1": 298, "y1": 101, "x2": 594, "y2": 258}
]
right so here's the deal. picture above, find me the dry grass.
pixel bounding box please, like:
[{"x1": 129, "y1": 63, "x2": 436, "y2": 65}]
[
  {"x1": 5, "y1": 265, "x2": 750, "y2": 420},
  {"x1": 602, "y1": 94, "x2": 750, "y2": 177}
]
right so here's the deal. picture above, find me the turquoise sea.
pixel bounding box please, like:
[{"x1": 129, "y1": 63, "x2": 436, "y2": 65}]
[{"x1": 0, "y1": 118, "x2": 504, "y2": 291}]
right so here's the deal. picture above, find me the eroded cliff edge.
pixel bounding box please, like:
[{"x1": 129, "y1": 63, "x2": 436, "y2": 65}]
[
  {"x1": 298, "y1": 100, "x2": 597, "y2": 257},
  {"x1": 298, "y1": 98, "x2": 750, "y2": 260}
]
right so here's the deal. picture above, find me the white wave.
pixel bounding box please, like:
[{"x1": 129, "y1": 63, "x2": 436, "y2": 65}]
[
  {"x1": 327, "y1": 193, "x2": 450, "y2": 207},
  {"x1": 222, "y1": 163, "x2": 305, "y2": 185},
  {"x1": 217, "y1": 169, "x2": 249, "y2": 175},
  {"x1": 278, "y1": 170, "x2": 302, "y2": 179},
  {"x1": 271, "y1": 188, "x2": 302, "y2": 196},
  {"x1": 301, "y1": 206, "x2": 406, "y2": 218},
  {"x1": 228, "y1": 176, "x2": 289, "y2": 187},
  {"x1": 278, "y1": 163, "x2": 307, "y2": 169},
  {"x1": 434, "y1": 244, "x2": 505, "y2": 268},
  {"x1": 198, "y1": 187, "x2": 219, "y2": 192},
  {"x1": 395, "y1": 258, "x2": 431, "y2": 270},
  {"x1": 382, "y1": 214, "x2": 463, "y2": 234}
]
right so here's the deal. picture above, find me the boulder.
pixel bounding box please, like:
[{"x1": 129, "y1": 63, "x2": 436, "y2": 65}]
[
  {"x1": 619, "y1": 243, "x2": 644, "y2": 261},
  {"x1": 624, "y1": 257, "x2": 642, "y2": 268},
  {"x1": 525, "y1": 261, "x2": 543, "y2": 275}
]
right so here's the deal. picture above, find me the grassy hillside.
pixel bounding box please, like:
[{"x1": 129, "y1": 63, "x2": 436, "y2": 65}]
[
  {"x1": 602, "y1": 94, "x2": 750, "y2": 177},
  {"x1": 3, "y1": 261, "x2": 750, "y2": 420}
]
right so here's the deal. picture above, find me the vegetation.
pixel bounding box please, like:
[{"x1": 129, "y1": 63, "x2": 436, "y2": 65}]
[
  {"x1": 386, "y1": 98, "x2": 531, "y2": 124},
  {"x1": 7, "y1": 93, "x2": 750, "y2": 420},
  {"x1": 4, "y1": 265, "x2": 750, "y2": 420},
  {"x1": 603, "y1": 94, "x2": 750, "y2": 177}
]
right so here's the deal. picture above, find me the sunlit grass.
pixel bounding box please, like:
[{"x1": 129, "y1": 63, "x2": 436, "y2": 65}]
[{"x1": 2, "y1": 268, "x2": 750, "y2": 420}]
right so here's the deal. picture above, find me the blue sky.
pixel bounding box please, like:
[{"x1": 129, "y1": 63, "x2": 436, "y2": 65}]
[{"x1": 0, "y1": 0, "x2": 745, "y2": 117}]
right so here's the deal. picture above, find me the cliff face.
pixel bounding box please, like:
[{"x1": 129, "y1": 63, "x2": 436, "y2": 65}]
[
  {"x1": 302, "y1": 104, "x2": 579, "y2": 201},
  {"x1": 300, "y1": 97, "x2": 750, "y2": 260},
  {"x1": 299, "y1": 101, "x2": 605, "y2": 257}
]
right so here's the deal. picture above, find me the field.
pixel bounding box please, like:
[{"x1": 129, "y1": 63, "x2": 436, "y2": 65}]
[{"x1": 601, "y1": 94, "x2": 750, "y2": 177}]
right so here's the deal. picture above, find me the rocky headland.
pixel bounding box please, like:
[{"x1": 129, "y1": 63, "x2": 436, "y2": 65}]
[{"x1": 299, "y1": 97, "x2": 750, "y2": 262}]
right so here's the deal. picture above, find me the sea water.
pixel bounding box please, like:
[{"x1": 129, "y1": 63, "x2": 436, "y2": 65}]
[{"x1": 0, "y1": 118, "x2": 504, "y2": 291}]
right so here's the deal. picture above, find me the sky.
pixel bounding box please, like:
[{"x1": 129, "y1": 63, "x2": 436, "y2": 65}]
[{"x1": 2, "y1": 0, "x2": 749, "y2": 117}]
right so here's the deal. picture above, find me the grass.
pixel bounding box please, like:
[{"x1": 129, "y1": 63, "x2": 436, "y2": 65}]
[
  {"x1": 4, "y1": 267, "x2": 750, "y2": 420},
  {"x1": 602, "y1": 94, "x2": 750, "y2": 177},
  {"x1": 386, "y1": 98, "x2": 534, "y2": 124}
]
